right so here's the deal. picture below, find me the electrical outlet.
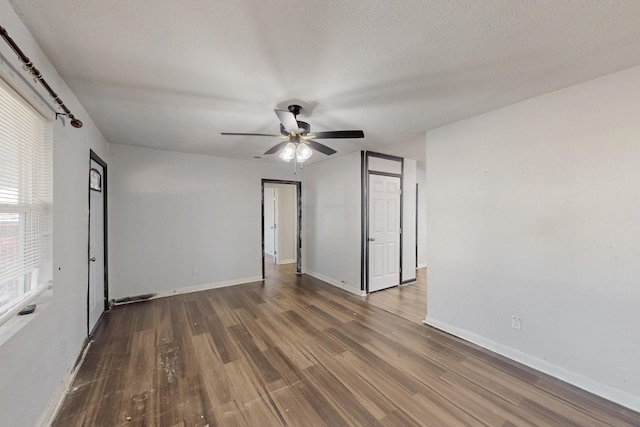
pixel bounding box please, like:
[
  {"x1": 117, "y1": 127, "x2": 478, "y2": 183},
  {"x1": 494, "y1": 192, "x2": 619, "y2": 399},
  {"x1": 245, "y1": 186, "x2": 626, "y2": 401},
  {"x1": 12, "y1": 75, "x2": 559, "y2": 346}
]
[
  {"x1": 511, "y1": 316, "x2": 522, "y2": 330},
  {"x1": 192, "y1": 267, "x2": 199, "y2": 276}
]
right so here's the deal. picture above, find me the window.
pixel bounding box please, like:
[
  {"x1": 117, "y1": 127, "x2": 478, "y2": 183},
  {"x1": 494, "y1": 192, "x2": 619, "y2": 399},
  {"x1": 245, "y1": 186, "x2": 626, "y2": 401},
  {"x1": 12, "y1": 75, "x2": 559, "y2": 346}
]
[{"x1": 0, "y1": 78, "x2": 52, "y2": 321}]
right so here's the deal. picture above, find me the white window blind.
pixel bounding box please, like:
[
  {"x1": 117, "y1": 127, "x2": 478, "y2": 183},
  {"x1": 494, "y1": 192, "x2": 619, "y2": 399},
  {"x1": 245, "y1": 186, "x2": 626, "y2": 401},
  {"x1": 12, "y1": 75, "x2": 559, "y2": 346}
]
[{"x1": 0, "y1": 77, "x2": 52, "y2": 320}]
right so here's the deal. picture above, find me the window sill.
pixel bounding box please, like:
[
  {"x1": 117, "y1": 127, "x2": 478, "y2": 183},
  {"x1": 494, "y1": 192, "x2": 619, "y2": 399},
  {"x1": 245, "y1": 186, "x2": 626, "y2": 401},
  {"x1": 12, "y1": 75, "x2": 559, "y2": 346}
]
[{"x1": 0, "y1": 287, "x2": 53, "y2": 347}]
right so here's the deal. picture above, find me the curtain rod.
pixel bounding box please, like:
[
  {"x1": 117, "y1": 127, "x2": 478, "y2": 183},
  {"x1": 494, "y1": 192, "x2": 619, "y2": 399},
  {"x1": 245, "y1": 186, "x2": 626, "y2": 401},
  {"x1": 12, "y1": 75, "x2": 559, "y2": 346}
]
[{"x1": 0, "y1": 24, "x2": 82, "y2": 128}]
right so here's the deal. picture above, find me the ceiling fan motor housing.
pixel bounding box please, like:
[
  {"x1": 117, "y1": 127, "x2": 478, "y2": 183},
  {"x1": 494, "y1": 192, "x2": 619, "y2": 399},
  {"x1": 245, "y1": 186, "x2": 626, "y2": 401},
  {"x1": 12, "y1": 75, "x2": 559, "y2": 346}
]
[{"x1": 280, "y1": 120, "x2": 310, "y2": 136}]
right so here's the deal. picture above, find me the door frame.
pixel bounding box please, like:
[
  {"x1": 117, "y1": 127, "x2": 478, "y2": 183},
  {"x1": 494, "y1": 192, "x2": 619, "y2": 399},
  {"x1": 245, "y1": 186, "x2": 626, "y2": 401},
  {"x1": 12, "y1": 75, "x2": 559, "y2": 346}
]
[
  {"x1": 416, "y1": 183, "x2": 419, "y2": 269},
  {"x1": 261, "y1": 179, "x2": 302, "y2": 279},
  {"x1": 88, "y1": 150, "x2": 109, "y2": 336},
  {"x1": 362, "y1": 151, "x2": 404, "y2": 293},
  {"x1": 263, "y1": 186, "x2": 278, "y2": 261}
]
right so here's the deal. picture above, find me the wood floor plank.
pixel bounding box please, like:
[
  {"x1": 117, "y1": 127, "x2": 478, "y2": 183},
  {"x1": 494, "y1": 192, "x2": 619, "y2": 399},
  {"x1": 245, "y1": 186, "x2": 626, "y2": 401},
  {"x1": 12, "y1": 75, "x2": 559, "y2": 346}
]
[
  {"x1": 304, "y1": 363, "x2": 385, "y2": 427},
  {"x1": 231, "y1": 395, "x2": 287, "y2": 426},
  {"x1": 262, "y1": 346, "x2": 306, "y2": 386},
  {"x1": 301, "y1": 303, "x2": 346, "y2": 328},
  {"x1": 380, "y1": 409, "x2": 423, "y2": 427},
  {"x1": 343, "y1": 319, "x2": 449, "y2": 379},
  {"x1": 223, "y1": 357, "x2": 275, "y2": 406},
  {"x1": 235, "y1": 309, "x2": 275, "y2": 351},
  {"x1": 440, "y1": 368, "x2": 539, "y2": 427},
  {"x1": 338, "y1": 349, "x2": 477, "y2": 425},
  {"x1": 534, "y1": 376, "x2": 640, "y2": 426},
  {"x1": 52, "y1": 264, "x2": 640, "y2": 426},
  {"x1": 207, "y1": 315, "x2": 241, "y2": 365},
  {"x1": 196, "y1": 366, "x2": 232, "y2": 409},
  {"x1": 308, "y1": 347, "x2": 397, "y2": 420},
  {"x1": 290, "y1": 379, "x2": 352, "y2": 427},
  {"x1": 268, "y1": 381, "x2": 335, "y2": 427},
  {"x1": 325, "y1": 327, "x2": 429, "y2": 395},
  {"x1": 365, "y1": 269, "x2": 427, "y2": 324},
  {"x1": 229, "y1": 323, "x2": 282, "y2": 384}
]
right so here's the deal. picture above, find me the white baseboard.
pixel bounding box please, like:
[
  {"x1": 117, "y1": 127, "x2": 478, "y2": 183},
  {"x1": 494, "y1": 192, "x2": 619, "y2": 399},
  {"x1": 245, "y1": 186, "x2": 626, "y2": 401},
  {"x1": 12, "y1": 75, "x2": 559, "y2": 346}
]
[
  {"x1": 277, "y1": 259, "x2": 296, "y2": 265},
  {"x1": 37, "y1": 339, "x2": 91, "y2": 426},
  {"x1": 305, "y1": 270, "x2": 366, "y2": 296},
  {"x1": 113, "y1": 276, "x2": 263, "y2": 305},
  {"x1": 423, "y1": 316, "x2": 640, "y2": 413}
]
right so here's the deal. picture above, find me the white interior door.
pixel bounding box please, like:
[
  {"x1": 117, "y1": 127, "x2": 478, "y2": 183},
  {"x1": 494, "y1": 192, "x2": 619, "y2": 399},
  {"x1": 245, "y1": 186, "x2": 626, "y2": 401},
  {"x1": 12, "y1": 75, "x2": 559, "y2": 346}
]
[
  {"x1": 368, "y1": 174, "x2": 401, "y2": 292},
  {"x1": 88, "y1": 160, "x2": 105, "y2": 333}
]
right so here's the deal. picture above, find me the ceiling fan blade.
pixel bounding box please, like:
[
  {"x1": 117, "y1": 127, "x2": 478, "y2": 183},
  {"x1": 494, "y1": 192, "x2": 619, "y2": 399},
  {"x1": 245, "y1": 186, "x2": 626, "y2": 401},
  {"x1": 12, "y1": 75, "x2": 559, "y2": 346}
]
[
  {"x1": 221, "y1": 132, "x2": 281, "y2": 137},
  {"x1": 264, "y1": 140, "x2": 290, "y2": 155},
  {"x1": 312, "y1": 130, "x2": 365, "y2": 139},
  {"x1": 274, "y1": 109, "x2": 299, "y2": 133},
  {"x1": 306, "y1": 140, "x2": 337, "y2": 156}
]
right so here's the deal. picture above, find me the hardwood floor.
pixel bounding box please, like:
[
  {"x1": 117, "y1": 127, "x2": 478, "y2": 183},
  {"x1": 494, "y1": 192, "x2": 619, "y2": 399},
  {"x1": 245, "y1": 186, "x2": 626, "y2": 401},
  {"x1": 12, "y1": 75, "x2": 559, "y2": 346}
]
[
  {"x1": 53, "y1": 264, "x2": 640, "y2": 426},
  {"x1": 366, "y1": 267, "x2": 427, "y2": 324}
]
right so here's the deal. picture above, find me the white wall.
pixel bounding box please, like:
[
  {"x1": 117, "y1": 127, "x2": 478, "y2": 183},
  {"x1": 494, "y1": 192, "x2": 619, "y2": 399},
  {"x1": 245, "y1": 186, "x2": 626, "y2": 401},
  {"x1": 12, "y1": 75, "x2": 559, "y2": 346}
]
[
  {"x1": 425, "y1": 65, "x2": 640, "y2": 411},
  {"x1": 401, "y1": 158, "x2": 417, "y2": 281},
  {"x1": 303, "y1": 152, "x2": 362, "y2": 294},
  {"x1": 109, "y1": 144, "x2": 297, "y2": 299},
  {"x1": 417, "y1": 167, "x2": 427, "y2": 268},
  {"x1": 0, "y1": 2, "x2": 110, "y2": 425}
]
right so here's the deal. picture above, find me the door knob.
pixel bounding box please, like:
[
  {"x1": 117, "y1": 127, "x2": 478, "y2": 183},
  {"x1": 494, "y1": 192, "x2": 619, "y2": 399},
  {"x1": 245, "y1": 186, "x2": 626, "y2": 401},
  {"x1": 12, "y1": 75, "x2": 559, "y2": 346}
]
[
  {"x1": 368, "y1": 237, "x2": 375, "y2": 242},
  {"x1": 89, "y1": 257, "x2": 96, "y2": 262}
]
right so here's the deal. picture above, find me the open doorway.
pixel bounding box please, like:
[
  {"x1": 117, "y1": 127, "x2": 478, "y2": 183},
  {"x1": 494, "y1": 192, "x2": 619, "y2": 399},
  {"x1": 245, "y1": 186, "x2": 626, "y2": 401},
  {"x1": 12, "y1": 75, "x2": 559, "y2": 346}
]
[
  {"x1": 261, "y1": 179, "x2": 301, "y2": 279},
  {"x1": 88, "y1": 150, "x2": 108, "y2": 336}
]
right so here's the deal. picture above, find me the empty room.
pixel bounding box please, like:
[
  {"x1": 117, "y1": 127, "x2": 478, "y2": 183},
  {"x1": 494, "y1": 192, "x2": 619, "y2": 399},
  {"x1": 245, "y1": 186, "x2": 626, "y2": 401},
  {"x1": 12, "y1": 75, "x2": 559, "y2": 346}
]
[{"x1": 1, "y1": 1, "x2": 640, "y2": 425}]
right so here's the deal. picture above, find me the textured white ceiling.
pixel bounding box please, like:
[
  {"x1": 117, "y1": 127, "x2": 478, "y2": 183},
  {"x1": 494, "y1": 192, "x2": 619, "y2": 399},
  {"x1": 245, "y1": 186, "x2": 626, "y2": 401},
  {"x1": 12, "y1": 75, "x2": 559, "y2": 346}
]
[{"x1": 8, "y1": 0, "x2": 640, "y2": 165}]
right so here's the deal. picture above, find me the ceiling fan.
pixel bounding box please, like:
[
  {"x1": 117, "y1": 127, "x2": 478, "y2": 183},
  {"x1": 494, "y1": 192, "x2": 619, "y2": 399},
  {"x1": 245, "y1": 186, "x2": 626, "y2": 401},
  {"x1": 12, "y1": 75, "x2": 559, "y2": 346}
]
[{"x1": 221, "y1": 104, "x2": 364, "y2": 162}]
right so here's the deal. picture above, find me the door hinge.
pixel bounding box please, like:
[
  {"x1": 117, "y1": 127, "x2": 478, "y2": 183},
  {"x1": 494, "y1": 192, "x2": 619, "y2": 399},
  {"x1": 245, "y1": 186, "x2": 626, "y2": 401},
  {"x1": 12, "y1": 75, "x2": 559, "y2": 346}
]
[{"x1": 399, "y1": 228, "x2": 402, "y2": 234}]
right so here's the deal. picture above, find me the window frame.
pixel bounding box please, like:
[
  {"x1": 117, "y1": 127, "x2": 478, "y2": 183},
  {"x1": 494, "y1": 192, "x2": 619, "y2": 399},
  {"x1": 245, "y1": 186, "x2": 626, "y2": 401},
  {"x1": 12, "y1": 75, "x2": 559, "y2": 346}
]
[{"x1": 0, "y1": 75, "x2": 53, "y2": 324}]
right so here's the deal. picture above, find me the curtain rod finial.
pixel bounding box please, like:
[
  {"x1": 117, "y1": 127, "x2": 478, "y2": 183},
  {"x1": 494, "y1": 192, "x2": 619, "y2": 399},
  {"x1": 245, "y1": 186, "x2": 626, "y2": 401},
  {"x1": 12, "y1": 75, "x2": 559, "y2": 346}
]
[{"x1": 56, "y1": 112, "x2": 83, "y2": 128}]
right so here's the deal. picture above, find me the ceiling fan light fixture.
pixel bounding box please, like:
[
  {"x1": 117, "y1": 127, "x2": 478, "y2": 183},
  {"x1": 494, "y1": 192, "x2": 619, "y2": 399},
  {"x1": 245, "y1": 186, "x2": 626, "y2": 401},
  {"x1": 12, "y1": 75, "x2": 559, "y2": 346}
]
[
  {"x1": 221, "y1": 104, "x2": 364, "y2": 160},
  {"x1": 296, "y1": 143, "x2": 313, "y2": 162},
  {"x1": 279, "y1": 142, "x2": 296, "y2": 162}
]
